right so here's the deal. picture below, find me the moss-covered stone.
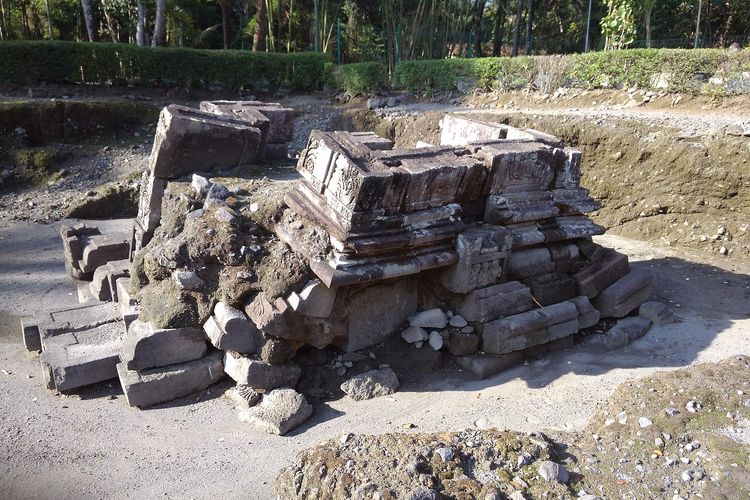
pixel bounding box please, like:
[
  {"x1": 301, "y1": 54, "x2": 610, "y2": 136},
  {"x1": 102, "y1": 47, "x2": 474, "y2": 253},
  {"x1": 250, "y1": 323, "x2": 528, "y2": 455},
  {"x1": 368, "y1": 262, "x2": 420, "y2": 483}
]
[
  {"x1": 137, "y1": 278, "x2": 199, "y2": 329},
  {"x1": 65, "y1": 181, "x2": 139, "y2": 219}
]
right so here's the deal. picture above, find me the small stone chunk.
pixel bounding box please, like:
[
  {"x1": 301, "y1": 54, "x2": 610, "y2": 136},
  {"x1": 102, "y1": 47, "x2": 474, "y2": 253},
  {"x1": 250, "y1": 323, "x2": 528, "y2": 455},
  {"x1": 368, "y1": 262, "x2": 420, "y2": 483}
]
[
  {"x1": 191, "y1": 174, "x2": 211, "y2": 197},
  {"x1": 537, "y1": 460, "x2": 569, "y2": 483},
  {"x1": 409, "y1": 309, "x2": 448, "y2": 329},
  {"x1": 639, "y1": 301, "x2": 675, "y2": 326},
  {"x1": 121, "y1": 319, "x2": 207, "y2": 371},
  {"x1": 428, "y1": 331, "x2": 444, "y2": 351},
  {"x1": 173, "y1": 269, "x2": 204, "y2": 291},
  {"x1": 238, "y1": 388, "x2": 313, "y2": 435},
  {"x1": 449, "y1": 315, "x2": 468, "y2": 328},
  {"x1": 340, "y1": 367, "x2": 400, "y2": 401},
  {"x1": 401, "y1": 326, "x2": 428, "y2": 344},
  {"x1": 224, "y1": 352, "x2": 301, "y2": 392}
]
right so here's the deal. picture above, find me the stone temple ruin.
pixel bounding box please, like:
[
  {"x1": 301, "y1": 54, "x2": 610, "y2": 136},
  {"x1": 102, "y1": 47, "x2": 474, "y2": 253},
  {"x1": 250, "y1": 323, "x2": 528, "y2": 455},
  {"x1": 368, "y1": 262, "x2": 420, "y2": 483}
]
[{"x1": 19, "y1": 103, "x2": 654, "y2": 435}]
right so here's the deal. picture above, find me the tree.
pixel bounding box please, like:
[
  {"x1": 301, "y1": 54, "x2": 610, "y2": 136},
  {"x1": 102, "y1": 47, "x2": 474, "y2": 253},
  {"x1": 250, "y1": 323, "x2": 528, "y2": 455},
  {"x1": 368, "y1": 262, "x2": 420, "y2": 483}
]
[
  {"x1": 218, "y1": 0, "x2": 233, "y2": 49},
  {"x1": 511, "y1": 0, "x2": 523, "y2": 56},
  {"x1": 152, "y1": 0, "x2": 166, "y2": 46},
  {"x1": 602, "y1": 0, "x2": 636, "y2": 50},
  {"x1": 524, "y1": 0, "x2": 534, "y2": 54},
  {"x1": 253, "y1": 0, "x2": 267, "y2": 51},
  {"x1": 492, "y1": 0, "x2": 506, "y2": 56},
  {"x1": 136, "y1": 0, "x2": 146, "y2": 46},
  {"x1": 471, "y1": 0, "x2": 486, "y2": 57},
  {"x1": 643, "y1": 0, "x2": 656, "y2": 47},
  {"x1": 80, "y1": 0, "x2": 97, "y2": 41}
]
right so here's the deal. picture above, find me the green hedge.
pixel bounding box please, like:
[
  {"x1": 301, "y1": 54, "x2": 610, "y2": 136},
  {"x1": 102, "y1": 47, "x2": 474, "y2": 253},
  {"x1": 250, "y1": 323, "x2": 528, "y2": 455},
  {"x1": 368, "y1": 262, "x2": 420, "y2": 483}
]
[
  {"x1": 0, "y1": 41, "x2": 330, "y2": 91},
  {"x1": 334, "y1": 62, "x2": 388, "y2": 95},
  {"x1": 395, "y1": 49, "x2": 750, "y2": 95}
]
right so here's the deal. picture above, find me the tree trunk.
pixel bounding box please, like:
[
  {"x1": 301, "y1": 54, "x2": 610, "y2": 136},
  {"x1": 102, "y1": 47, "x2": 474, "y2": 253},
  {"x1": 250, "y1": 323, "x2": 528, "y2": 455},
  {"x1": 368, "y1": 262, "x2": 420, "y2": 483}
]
[
  {"x1": 645, "y1": 8, "x2": 652, "y2": 48},
  {"x1": 136, "y1": 0, "x2": 145, "y2": 46},
  {"x1": 287, "y1": 0, "x2": 294, "y2": 52},
  {"x1": 253, "y1": 0, "x2": 268, "y2": 51},
  {"x1": 220, "y1": 1, "x2": 232, "y2": 49},
  {"x1": 472, "y1": 0, "x2": 486, "y2": 57},
  {"x1": 1, "y1": 0, "x2": 8, "y2": 40},
  {"x1": 81, "y1": 0, "x2": 97, "y2": 41},
  {"x1": 694, "y1": 0, "x2": 702, "y2": 48},
  {"x1": 510, "y1": 0, "x2": 523, "y2": 56},
  {"x1": 524, "y1": 0, "x2": 533, "y2": 54},
  {"x1": 492, "y1": 0, "x2": 505, "y2": 56},
  {"x1": 44, "y1": 0, "x2": 53, "y2": 39},
  {"x1": 276, "y1": 0, "x2": 283, "y2": 52},
  {"x1": 152, "y1": 0, "x2": 166, "y2": 46},
  {"x1": 102, "y1": 0, "x2": 119, "y2": 42}
]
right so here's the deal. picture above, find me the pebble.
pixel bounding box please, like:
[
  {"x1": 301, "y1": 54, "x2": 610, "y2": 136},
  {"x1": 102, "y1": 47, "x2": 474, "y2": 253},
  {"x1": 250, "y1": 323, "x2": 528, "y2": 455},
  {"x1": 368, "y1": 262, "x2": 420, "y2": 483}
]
[
  {"x1": 537, "y1": 461, "x2": 569, "y2": 483},
  {"x1": 401, "y1": 326, "x2": 428, "y2": 344},
  {"x1": 449, "y1": 315, "x2": 468, "y2": 328},
  {"x1": 461, "y1": 325, "x2": 474, "y2": 334},
  {"x1": 428, "y1": 331, "x2": 443, "y2": 351},
  {"x1": 409, "y1": 308, "x2": 448, "y2": 329},
  {"x1": 686, "y1": 400, "x2": 700, "y2": 412},
  {"x1": 638, "y1": 417, "x2": 653, "y2": 428},
  {"x1": 681, "y1": 470, "x2": 693, "y2": 482},
  {"x1": 665, "y1": 407, "x2": 680, "y2": 416},
  {"x1": 435, "y1": 447, "x2": 454, "y2": 462}
]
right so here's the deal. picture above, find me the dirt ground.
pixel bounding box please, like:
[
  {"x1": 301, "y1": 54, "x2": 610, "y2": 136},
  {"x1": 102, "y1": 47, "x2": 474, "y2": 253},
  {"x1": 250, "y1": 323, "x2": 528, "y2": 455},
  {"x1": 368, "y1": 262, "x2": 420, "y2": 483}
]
[{"x1": 0, "y1": 87, "x2": 749, "y2": 498}]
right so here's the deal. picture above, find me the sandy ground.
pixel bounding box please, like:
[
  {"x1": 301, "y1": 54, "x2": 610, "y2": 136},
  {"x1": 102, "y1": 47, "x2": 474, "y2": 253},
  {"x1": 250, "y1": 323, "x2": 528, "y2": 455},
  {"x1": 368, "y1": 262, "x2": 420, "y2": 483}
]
[{"x1": 0, "y1": 218, "x2": 749, "y2": 498}]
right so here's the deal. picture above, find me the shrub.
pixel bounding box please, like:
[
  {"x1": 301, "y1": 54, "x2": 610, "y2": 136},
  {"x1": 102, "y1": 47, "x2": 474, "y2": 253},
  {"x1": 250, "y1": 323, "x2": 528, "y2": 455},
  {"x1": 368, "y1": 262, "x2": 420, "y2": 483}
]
[
  {"x1": 334, "y1": 61, "x2": 388, "y2": 95},
  {"x1": 0, "y1": 41, "x2": 330, "y2": 91},
  {"x1": 396, "y1": 49, "x2": 750, "y2": 95}
]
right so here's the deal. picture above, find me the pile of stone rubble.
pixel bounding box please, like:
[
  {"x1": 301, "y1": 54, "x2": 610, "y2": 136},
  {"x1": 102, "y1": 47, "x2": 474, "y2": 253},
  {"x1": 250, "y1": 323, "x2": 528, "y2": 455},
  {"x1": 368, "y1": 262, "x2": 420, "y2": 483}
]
[{"x1": 19, "y1": 103, "x2": 656, "y2": 436}]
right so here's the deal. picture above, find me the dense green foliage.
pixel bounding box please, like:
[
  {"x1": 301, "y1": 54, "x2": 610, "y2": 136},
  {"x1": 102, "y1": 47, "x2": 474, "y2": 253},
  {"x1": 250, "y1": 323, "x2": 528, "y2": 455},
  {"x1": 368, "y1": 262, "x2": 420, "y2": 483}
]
[
  {"x1": 0, "y1": 41, "x2": 329, "y2": 90},
  {"x1": 1, "y1": 1, "x2": 748, "y2": 64},
  {"x1": 335, "y1": 62, "x2": 387, "y2": 94},
  {"x1": 396, "y1": 49, "x2": 750, "y2": 94}
]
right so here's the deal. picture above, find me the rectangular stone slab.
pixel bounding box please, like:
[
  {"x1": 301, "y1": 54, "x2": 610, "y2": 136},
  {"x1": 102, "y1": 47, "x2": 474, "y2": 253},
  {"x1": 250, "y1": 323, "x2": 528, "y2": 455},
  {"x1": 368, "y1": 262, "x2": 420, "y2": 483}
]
[
  {"x1": 450, "y1": 281, "x2": 534, "y2": 323},
  {"x1": 149, "y1": 104, "x2": 262, "y2": 179},
  {"x1": 120, "y1": 319, "x2": 207, "y2": 372},
  {"x1": 439, "y1": 115, "x2": 510, "y2": 146},
  {"x1": 117, "y1": 352, "x2": 225, "y2": 408},
  {"x1": 572, "y1": 250, "x2": 630, "y2": 298},
  {"x1": 478, "y1": 141, "x2": 556, "y2": 195},
  {"x1": 437, "y1": 225, "x2": 512, "y2": 294},
  {"x1": 40, "y1": 321, "x2": 124, "y2": 392},
  {"x1": 482, "y1": 301, "x2": 579, "y2": 355},
  {"x1": 79, "y1": 233, "x2": 130, "y2": 274},
  {"x1": 37, "y1": 302, "x2": 121, "y2": 349},
  {"x1": 20, "y1": 317, "x2": 41, "y2": 352},
  {"x1": 593, "y1": 269, "x2": 653, "y2": 318}
]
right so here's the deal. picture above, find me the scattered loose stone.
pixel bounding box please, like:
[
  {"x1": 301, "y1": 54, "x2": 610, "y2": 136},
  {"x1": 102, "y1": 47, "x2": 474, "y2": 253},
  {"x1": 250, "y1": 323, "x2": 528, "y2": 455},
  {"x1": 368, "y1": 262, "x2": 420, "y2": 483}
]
[
  {"x1": 686, "y1": 400, "x2": 700, "y2": 413},
  {"x1": 238, "y1": 388, "x2": 313, "y2": 435},
  {"x1": 340, "y1": 367, "x2": 400, "y2": 401},
  {"x1": 435, "y1": 447, "x2": 454, "y2": 461},
  {"x1": 428, "y1": 331, "x2": 444, "y2": 351},
  {"x1": 665, "y1": 407, "x2": 680, "y2": 416},
  {"x1": 401, "y1": 326, "x2": 428, "y2": 344},
  {"x1": 409, "y1": 308, "x2": 448, "y2": 329},
  {"x1": 537, "y1": 460, "x2": 569, "y2": 483},
  {"x1": 191, "y1": 174, "x2": 210, "y2": 197},
  {"x1": 449, "y1": 314, "x2": 468, "y2": 328},
  {"x1": 639, "y1": 417, "x2": 653, "y2": 428},
  {"x1": 173, "y1": 269, "x2": 204, "y2": 291}
]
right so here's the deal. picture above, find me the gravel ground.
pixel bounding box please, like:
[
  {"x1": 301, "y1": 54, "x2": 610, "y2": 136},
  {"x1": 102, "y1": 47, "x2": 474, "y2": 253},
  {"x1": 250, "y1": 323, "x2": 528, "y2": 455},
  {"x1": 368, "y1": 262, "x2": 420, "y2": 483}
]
[
  {"x1": 0, "y1": 89, "x2": 749, "y2": 498},
  {"x1": 1, "y1": 229, "x2": 749, "y2": 498}
]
